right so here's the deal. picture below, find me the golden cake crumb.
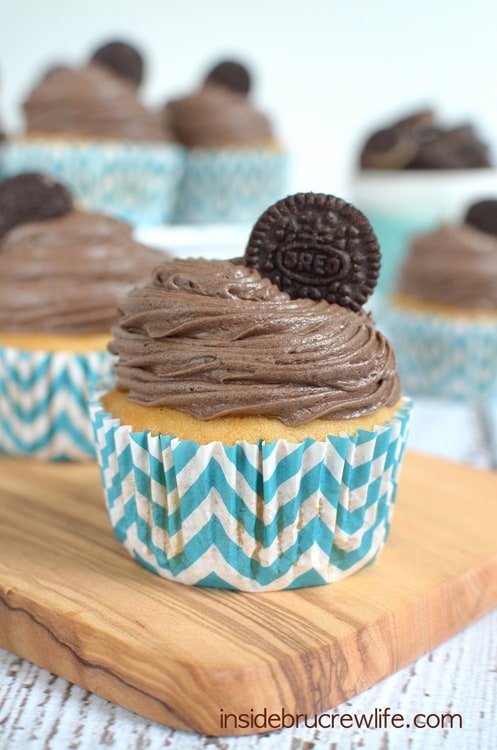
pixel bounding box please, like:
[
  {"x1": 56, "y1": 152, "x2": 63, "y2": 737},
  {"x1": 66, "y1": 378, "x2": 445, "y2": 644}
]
[
  {"x1": 0, "y1": 331, "x2": 111, "y2": 353},
  {"x1": 102, "y1": 388, "x2": 404, "y2": 445},
  {"x1": 392, "y1": 292, "x2": 497, "y2": 320}
]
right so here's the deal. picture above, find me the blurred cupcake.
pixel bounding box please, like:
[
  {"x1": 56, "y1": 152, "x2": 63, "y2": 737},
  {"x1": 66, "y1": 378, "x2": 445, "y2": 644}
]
[
  {"x1": 90, "y1": 192, "x2": 411, "y2": 592},
  {"x1": 165, "y1": 58, "x2": 288, "y2": 224},
  {"x1": 379, "y1": 199, "x2": 497, "y2": 398},
  {"x1": 1, "y1": 40, "x2": 184, "y2": 225},
  {"x1": 350, "y1": 108, "x2": 497, "y2": 295},
  {"x1": 0, "y1": 173, "x2": 167, "y2": 460}
]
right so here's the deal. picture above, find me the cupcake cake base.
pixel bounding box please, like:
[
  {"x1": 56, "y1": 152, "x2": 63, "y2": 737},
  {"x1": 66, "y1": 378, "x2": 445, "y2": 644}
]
[{"x1": 91, "y1": 391, "x2": 411, "y2": 592}]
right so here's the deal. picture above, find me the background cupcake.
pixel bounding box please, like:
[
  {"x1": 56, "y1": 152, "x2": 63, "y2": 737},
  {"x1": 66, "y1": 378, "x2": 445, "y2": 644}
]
[
  {"x1": 377, "y1": 198, "x2": 497, "y2": 398},
  {"x1": 0, "y1": 40, "x2": 185, "y2": 225},
  {"x1": 91, "y1": 193, "x2": 411, "y2": 592},
  {"x1": 165, "y1": 58, "x2": 289, "y2": 224},
  {"x1": 0, "y1": 173, "x2": 167, "y2": 461},
  {"x1": 350, "y1": 107, "x2": 497, "y2": 296}
]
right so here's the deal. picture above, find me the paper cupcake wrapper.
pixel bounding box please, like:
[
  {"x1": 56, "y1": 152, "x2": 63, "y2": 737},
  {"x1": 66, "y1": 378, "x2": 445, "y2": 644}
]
[
  {"x1": 0, "y1": 345, "x2": 114, "y2": 461},
  {"x1": 377, "y1": 302, "x2": 497, "y2": 398},
  {"x1": 90, "y1": 393, "x2": 411, "y2": 592},
  {"x1": 173, "y1": 147, "x2": 289, "y2": 224},
  {"x1": 1, "y1": 139, "x2": 185, "y2": 225}
]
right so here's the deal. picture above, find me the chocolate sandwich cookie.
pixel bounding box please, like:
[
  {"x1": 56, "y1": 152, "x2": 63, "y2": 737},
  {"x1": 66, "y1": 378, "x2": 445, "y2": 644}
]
[
  {"x1": 360, "y1": 126, "x2": 419, "y2": 169},
  {"x1": 360, "y1": 109, "x2": 434, "y2": 169},
  {"x1": 0, "y1": 173, "x2": 73, "y2": 239},
  {"x1": 360, "y1": 109, "x2": 493, "y2": 170},
  {"x1": 406, "y1": 124, "x2": 491, "y2": 169},
  {"x1": 91, "y1": 40, "x2": 144, "y2": 87},
  {"x1": 245, "y1": 192, "x2": 380, "y2": 311},
  {"x1": 464, "y1": 199, "x2": 497, "y2": 237},
  {"x1": 394, "y1": 108, "x2": 436, "y2": 135},
  {"x1": 204, "y1": 60, "x2": 251, "y2": 95}
]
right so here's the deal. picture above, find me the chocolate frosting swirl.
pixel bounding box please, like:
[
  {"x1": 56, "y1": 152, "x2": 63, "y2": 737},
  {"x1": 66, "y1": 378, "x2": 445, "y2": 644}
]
[
  {"x1": 0, "y1": 210, "x2": 166, "y2": 334},
  {"x1": 24, "y1": 64, "x2": 169, "y2": 142},
  {"x1": 397, "y1": 224, "x2": 497, "y2": 309},
  {"x1": 110, "y1": 259, "x2": 401, "y2": 425},
  {"x1": 165, "y1": 83, "x2": 273, "y2": 147}
]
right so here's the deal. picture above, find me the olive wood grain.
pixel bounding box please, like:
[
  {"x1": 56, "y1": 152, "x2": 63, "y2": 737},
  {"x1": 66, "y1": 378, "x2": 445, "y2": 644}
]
[{"x1": 0, "y1": 452, "x2": 496, "y2": 736}]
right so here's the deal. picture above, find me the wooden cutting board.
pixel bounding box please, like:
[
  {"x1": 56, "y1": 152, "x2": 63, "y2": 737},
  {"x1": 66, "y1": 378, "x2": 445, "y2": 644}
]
[{"x1": 0, "y1": 451, "x2": 496, "y2": 737}]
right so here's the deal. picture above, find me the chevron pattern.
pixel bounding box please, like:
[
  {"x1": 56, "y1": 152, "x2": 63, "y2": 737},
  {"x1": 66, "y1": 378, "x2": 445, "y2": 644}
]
[
  {"x1": 377, "y1": 302, "x2": 497, "y2": 398},
  {"x1": 1, "y1": 140, "x2": 185, "y2": 225},
  {"x1": 91, "y1": 394, "x2": 411, "y2": 592},
  {"x1": 173, "y1": 148, "x2": 289, "y2": 224},
  {"x1": 0, "y1": 345, "x2": 114, "y2": 461}
]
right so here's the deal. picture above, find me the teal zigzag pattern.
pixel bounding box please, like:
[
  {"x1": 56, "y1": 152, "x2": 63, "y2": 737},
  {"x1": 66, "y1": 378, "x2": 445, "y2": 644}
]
[
  {"x1": 1, "y1": 141, "x2": 185, "y2": 225},
  {"x1": 377, "y1": 302, "x2": 497, "y2": 398},
  {"x1": 0, "y1": 345, "x2": 114, "y2": 461},
  {"x1": 91, "y1": 394, "x2": 411, "y2": 592},
  {"x1": 173, "y1": 148, "x2": 289, "y2": 224}
]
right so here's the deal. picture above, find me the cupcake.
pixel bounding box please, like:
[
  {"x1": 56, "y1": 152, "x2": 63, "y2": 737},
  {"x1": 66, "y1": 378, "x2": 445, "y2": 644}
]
[
  {"x1": 1, "y1": 40, "x2": 184, "y2": 225},
  {"x1": 0, "y1": 173, "x2": 167, "y2": 460},
  {"x1": 378, "y1": 199, "x2": 497, "y2": 398},
  {"x1": 350, "y1": 107, "x2": 497, "y2": 296},
  {"x1": 90, "y1": 192, "x2": 411, "y2": 592},
  {"x1": 165, "y1": 58, "x2": 288, "y2": 224}
]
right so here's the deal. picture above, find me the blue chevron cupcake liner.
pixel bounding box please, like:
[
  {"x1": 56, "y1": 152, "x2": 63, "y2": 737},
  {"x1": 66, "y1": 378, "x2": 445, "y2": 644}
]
[
  {"x1": 377, "y1": 302, "x2": 497, "y2": 398},
  {"x1": 173, "y1": 147, "x2": 289, "y2": 224},
  {"x1": 0, "y1": 344, "x2": 114, "y2": 461},
  {"x1": 90, "y1": 394, "x2": 411, "y2": 592},
  {"x1": 1, "y1": 138, "x2": 185, "y2": 225}
]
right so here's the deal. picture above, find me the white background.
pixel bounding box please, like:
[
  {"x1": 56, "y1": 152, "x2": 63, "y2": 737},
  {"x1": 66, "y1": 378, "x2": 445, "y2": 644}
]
[{"x1": 1, "y1": 0, "x2": 497, "y2": 199}]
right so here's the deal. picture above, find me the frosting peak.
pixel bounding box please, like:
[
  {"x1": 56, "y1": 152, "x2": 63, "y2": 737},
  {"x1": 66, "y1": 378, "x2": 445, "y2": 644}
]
[
  {"x1": 165, "y1": 83, "x2": 274, "y2": 147},
  {"x1": 0, "y1": 210, "x2": 166, "y2": 334},
  {"x1": 397, "y1": 224, "x2": 497, "y2": 309},
  {"x1": 110, "y1": 259, "x2": 400, "y2": 425},
  {"x1": 24, "y1": 64, "x2": 169, "y2": 142}
]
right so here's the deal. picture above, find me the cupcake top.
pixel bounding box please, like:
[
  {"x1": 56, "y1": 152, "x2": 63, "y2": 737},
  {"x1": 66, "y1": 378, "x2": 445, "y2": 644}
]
[
  {"x1": 359, "y1": 108, "x2": 492, "y2": 170},
  {"x1": 0, "y1": 174, "x2": 167, "y2": 335},
  {"x1": 164, "y1": 59, "x2": 274, "y2": 147},
  {"x1": 23, "y1": 41, "x2": 170, "y2": 142},
  {"x1": 110, "y1": 193, "x2": 401, "y2": 426},
  {"x1": 396, "y1": 199, "x2": 497, "y2": 310}
]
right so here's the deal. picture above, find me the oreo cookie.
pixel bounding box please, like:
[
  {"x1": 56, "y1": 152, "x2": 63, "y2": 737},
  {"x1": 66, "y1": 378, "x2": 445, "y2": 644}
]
[
  {"x1": 360, "y1": 109, "x2": 435, "y2": 169},
  {"x1": 244, "y1": 193, "x2": 380, "y2": 311},
  {"x1": 464, "y1": 200, "x2": 497, "y2": 237},
  {"x1": 406, "y1": 124, "x2": 491, "y2": 169},
  {"x1": 360, "y1": 126, "x2": 418, "y2": 169},
  {"x1": 394, "y1": 108, "x2": 436, "y2": 135},
  {"x1": 361, "y1": 108, "x2": 492, "y2": 170},
  {"x1": 90, "y1": 40, "x2": 144, "y2": 86},
  {"x1": 204, "y1": 60, "x2": 251, "y2": 95},
  {"x1": 0, "y1": 173, "x2": 73, "y2": 240}
]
